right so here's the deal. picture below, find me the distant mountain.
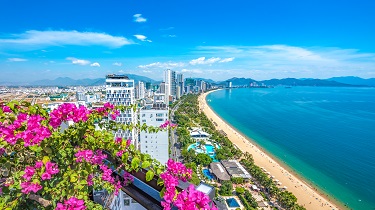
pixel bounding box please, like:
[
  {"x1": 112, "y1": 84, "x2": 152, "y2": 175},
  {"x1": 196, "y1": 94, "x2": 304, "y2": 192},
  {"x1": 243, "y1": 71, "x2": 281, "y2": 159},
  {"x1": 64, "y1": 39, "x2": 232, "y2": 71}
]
[
  {"x1": 327, "y1": 76, "x2": 375, "y2": 87},
  {"x1": 190, "y1": 78, "x2": 216, "y2": 84},
  {"x1": 30, "y1": 74, "x2": 156, "y2": 86},
  {"x1": 221, "y1": 77, "x2": 257, "y2": 86},
  {"x1": 261, "y1": 78, "x2": 355, "y2": 87}
]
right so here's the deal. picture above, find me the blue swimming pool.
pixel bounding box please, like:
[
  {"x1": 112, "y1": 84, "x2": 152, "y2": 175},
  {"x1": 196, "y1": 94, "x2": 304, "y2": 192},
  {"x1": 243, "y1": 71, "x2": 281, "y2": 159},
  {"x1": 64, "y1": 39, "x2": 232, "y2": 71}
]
[
  {"x1": 187, "y1": 142, "x2": 220, "y2": 161},
  {"x1": 226, "y1": 198, "x2": 240, "y2": 208},
  {"x1": 202, "y1": 169, "x2": 214, "y2": 180}
]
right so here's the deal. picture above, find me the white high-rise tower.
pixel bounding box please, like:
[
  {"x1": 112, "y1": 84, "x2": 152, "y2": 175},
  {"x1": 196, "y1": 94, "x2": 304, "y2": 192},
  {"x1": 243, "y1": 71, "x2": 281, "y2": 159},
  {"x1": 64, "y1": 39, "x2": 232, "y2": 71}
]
[
  {"x1": 164, "y1": 69, "x2": 171, "y2": 105},
  {"x1": 105, "y1": 74, "x2": 137, "y2": 146},
  {"x1": 138, "y1": 81, "x2": 145, "y2": 99}
]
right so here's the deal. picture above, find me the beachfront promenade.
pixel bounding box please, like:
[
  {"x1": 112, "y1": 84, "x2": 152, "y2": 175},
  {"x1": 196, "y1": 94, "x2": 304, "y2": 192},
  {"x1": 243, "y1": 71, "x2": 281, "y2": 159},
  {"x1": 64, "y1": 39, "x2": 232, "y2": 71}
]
[{"x1": 198, "y1": 91, "x2": 344, "y2": 210}]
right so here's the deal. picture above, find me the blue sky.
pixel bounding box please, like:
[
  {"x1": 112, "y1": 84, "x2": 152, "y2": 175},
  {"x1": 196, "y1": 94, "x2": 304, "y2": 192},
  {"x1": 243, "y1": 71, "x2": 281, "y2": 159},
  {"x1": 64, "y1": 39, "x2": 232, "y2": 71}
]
[{"x1": 0, "y1": 0, "x2": 374, "y2": 83}]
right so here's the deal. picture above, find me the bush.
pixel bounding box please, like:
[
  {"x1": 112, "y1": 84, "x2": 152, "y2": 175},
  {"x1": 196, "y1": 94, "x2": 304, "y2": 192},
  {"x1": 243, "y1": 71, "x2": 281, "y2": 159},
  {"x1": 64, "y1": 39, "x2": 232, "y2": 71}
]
[
  {"x1": 218, "y1": 181, "x2": 233, "y2": 196},
  {"x1": 235, "y1": 186, "x2": 245, "y2": 194}
]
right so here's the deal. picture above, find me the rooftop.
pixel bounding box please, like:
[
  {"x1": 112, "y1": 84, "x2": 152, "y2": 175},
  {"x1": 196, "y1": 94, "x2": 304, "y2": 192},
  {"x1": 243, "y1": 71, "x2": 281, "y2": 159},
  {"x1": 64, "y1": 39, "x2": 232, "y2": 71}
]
[
  {"x1": 220, "y1": 160, "x2": 252, "y2": 179},
  {"x1": 209, "y1": 162, "x2": 231, "y2": 181},
  {"x1": 106, "y1": 74, "x2": 130, "y2": 79}
]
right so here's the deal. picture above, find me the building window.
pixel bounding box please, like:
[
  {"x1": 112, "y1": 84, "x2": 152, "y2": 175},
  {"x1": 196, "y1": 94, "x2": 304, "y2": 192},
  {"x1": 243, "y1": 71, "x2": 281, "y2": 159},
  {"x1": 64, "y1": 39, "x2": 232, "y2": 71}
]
[
  {"x1": 156, "y1": 113, "x2": 163, "y2": 117},
  {"x1": 142, "y1": 114, "x2": 145, "y2": 117},
  {"x1": 156, "y1": 118, "x2": 163, "y2": 121},
  {"x1": 124, "y1": 199, "x2": 130, "y2": 206}
]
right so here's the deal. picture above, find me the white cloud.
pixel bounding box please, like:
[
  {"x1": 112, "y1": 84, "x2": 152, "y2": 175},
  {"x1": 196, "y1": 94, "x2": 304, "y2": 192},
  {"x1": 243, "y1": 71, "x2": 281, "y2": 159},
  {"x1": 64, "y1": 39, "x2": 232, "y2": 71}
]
[
  {"x1": 133, "y1": 14, "x2": 147, "y2": 23},
  {"x1": 118, "y1": 70, "x2": 125, "y2": 73},
  {"x1": 112, "y1": 62, "x2": 122, "y2": 66},
  {"x1": 143, "y1": 70, "x2": 152, "y2": 73},
  {"x1": 7, "y1": 58, "x2": 27, "y2": 62},
  {"x1": 0, "y1": 30, "x2": 132, "y2": 49},
  {"x1": 90, "y1": 62, "x2": 100, "y2": 67},
  {"x1": 138, "y1": 61, "x2": 185, "y2": 69},
  {"x1": 181, "y1": 69, "x2": 203, "y2": 74},
  {"x1": 66, "y1": 57, "x2": 90, "y2": 66},
  {"x1": 189, "y1": 57, "x2": 221, "y2": 65},
  {"x1": 194, "y1": 45, "x2": 375, "y2": 79},
  {"x1": 134, "y1": 34, "x2": 152, "y2": 42},
  {"x1": 219, "y1": 57, "x2": 235, "y2": 63}
]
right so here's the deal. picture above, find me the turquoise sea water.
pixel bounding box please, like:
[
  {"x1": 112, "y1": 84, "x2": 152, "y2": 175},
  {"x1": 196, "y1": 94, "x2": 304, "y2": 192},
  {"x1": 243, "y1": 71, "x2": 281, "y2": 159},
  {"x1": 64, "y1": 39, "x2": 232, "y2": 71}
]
[{"x1": 206, "y1": 87, "x2": 375, "y2": 210}]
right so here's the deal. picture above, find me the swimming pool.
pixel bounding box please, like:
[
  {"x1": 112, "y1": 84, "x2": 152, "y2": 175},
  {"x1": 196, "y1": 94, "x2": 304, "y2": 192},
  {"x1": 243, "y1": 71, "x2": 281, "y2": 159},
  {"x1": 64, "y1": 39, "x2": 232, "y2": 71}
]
[
  {"x1": 226, "y1": 198, "x2": 240, "y2": 208},
  {"x1": 187, "y1": 142, "x2": 220, "y2": 161},
  {"x1": 202, "y1": 169, "x2": 214, "y2": 180}
]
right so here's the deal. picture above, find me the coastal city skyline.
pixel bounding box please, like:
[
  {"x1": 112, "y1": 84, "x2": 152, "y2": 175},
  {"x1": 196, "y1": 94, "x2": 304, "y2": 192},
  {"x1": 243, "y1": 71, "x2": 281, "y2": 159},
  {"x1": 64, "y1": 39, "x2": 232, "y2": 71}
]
[{"x1": 1, "y1": 0, "x2": 375, "y2": 83}]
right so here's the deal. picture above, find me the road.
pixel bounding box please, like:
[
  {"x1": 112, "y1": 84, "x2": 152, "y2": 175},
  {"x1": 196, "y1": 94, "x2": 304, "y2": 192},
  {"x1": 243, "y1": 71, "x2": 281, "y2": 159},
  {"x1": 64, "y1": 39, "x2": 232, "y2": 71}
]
[{"x1": 169, "y1": 100, "x2": 183, "y2": 162}]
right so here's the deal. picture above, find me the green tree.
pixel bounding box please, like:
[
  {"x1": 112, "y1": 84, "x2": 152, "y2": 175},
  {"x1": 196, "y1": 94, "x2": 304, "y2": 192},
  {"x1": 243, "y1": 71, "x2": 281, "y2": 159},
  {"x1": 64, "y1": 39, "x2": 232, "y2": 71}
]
[
  {"x1": 194, "y1": 153, "x2": 212, "y2": 166},
  {"x1": 235, "y1": 186, "x2": 245, "y2": 194},
  {"x1": 218, "y1": 181, "x2": 233, "y2": 196},
  {"x1": 231, "y1": 177, "x2": 244, "y2": 184}
]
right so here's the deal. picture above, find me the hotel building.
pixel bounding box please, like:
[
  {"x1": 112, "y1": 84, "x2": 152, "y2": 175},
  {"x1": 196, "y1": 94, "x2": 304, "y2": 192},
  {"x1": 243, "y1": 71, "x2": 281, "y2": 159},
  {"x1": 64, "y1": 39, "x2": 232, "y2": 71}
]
[{"x1": 105, "y1": 74, "x2": 137, "y2": 146}]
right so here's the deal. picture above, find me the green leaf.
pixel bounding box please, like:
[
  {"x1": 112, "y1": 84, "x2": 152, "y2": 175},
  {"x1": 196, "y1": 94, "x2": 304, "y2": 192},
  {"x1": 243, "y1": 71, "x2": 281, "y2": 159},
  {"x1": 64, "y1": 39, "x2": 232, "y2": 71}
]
[
  {"x1": 43, "y1": 147, "x2": 52, "y2": 154},
  {"x1": 70, "y1": 173, "x2": 78, "y2": 183},
  {"x1": 156, "y1": 168, "x2": 163, "y2": 175},
  {"x1": 42, "y1": 156, "x2": 50, "y2": 164},
  {"x1": 157, "y1": 177, "x2": 164, "y2": 186},
  {"x1": 141, "y1": 161, "x2": 150, "y2": 169},
  {"x1": 159, "y1": 187, "x2": 166, "y2": 198},
  {"x1": 145, "y1": 170, "x2": 154, "y2": 182},
  {"x1": 131, "y1": 157, "x2": 140, "y2": 170}
]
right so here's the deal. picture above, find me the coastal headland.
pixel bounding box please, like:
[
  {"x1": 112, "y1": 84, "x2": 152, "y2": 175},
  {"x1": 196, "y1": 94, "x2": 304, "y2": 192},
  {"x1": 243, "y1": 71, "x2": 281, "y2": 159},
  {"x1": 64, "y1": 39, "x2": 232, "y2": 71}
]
[{"x1": 199, "y1": 90, "x2": 346, "y2": 210}]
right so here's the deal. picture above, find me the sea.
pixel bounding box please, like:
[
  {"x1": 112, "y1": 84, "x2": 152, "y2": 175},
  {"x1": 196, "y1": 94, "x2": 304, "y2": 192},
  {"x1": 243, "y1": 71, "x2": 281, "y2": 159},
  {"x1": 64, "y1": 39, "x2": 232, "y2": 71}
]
[{"x1": 206, "y1": 87, "x2": 375, "y2": 210}]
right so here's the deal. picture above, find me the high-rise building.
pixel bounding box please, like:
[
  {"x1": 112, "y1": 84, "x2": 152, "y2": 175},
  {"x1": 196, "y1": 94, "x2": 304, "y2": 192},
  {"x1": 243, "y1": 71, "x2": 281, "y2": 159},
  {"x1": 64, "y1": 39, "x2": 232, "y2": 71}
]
[
  {"x1": 159, "y1": 82, "x2": 166, "y2": 94},
  {"x1": 164, "y1": 70, "x2": 171, "y2": 104},
  {"x1": 139, "y1": 108, "x2": 169, "y2": 164},
  {"x1": 176, "y1": 86, "x2": 181, "y2": 99},
  {"x1": 145, "y1": 82, "x2": 151, "y2": 90},
  {"x1": 170, "y1": 70, "x2": 176, "y2": 96},
  {"x1": 138, "y1": 81, "x2": 145, "y2": 99},
  {"x1": 105, "y1": 74, "x2": 137, "y2": 145},
  {"x1": 177, "y1": 73, "x2": 184, "y2": 96}
]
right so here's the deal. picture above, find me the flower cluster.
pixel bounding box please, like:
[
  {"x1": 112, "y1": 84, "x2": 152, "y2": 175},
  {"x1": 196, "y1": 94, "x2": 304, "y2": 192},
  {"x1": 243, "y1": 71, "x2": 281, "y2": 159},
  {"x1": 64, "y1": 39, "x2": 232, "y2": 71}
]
[
  {"x1": 99, "y1": 164, "x2": 122, "y2": 195},
  {"x1": 56, "y1": 197, "x2": 86, "y2": 210},
  {"x1": 95, "y1": 102, "x2": 118, "y2": 119},
  {"x1": 49, "y1": 103, "x2": 90, "y2": 128},
  {"x1": 174, "y1": 185, "x2": 213, "y2": 210},
  {"x1": 160, "y1": 159, "x2": 216, "y2": 210},
  {"x1": 0, "y1": 113, "x2": 51, "y2": 146},
  {"x1": 122, "y1": 171, "x2": 134, "y2": 186},
  {"x1": 74, "y1": 149, "x2": 125, "y2": 195},
  {"x1": 20, "y1": 182, "x2": 43, "y2": 194},
  {"x1": 75, "y1": 149, "x2": 107, "y2": 165},
  {"x1": 1, "y1": 105, "x2": 12, "y2": 113},
  {"x1": 41, "y1": 161, "x2": 60, "y2": 180},
  {"x1": 159, "y1": 120, "x2": 177, "y2": 129},
  {"x1": 114, "y1": 137, "x2": 131, "y2": 147},
  {"x1": 21, "y1": 161, "x2": 59, "y2": 194}
]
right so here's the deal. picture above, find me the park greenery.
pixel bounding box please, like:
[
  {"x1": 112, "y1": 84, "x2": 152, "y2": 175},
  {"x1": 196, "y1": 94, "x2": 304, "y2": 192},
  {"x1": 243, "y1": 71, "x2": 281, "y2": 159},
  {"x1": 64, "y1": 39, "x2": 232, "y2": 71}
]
[
  {"x1": 0, "y1": 101, "x2": 216, "y2": 210},
  {"x1": 237, "y1": 188, "x2": 258, "y2": 210},
  {"x1": 218, "y1": 181, "x2": 233, "y2": 196}
]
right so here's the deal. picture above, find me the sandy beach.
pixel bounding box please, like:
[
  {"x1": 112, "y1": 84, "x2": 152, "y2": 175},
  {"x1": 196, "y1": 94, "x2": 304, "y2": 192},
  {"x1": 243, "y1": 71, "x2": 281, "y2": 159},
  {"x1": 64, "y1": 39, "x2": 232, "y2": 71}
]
[{"x1": 199, "y1": 90, "x2": 345, "y2": 210}]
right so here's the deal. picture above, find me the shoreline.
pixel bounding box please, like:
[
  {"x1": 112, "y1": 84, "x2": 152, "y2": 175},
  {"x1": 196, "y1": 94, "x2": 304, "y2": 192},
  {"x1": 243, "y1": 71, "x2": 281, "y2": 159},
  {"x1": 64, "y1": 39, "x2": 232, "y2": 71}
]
[{"x1": 199, "y1": 90, "x2": 347, "y2": 210}]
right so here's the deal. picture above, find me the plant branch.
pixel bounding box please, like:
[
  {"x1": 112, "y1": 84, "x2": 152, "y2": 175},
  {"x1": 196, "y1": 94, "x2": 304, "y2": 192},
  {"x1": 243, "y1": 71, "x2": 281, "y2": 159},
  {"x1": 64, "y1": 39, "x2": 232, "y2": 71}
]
[{"x1": 29, "y1": 194, "x2": 52, "y2": 207}]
